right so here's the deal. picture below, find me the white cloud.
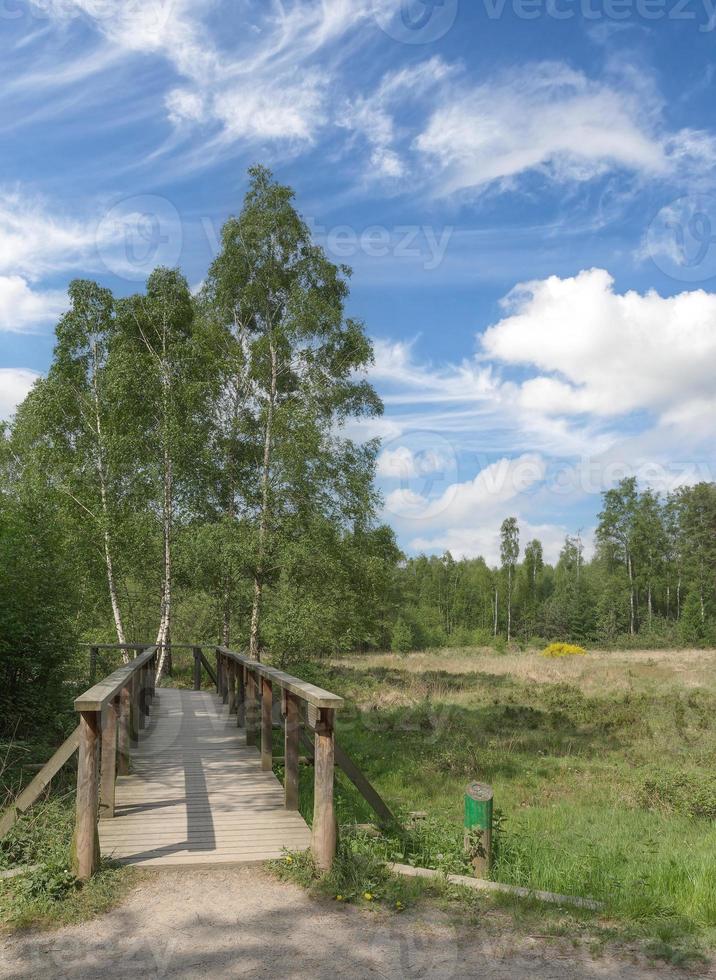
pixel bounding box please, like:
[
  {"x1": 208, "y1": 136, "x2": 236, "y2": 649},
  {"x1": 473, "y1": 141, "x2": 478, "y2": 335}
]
[
  {"x1": 0, "y1": 368, "x2": 41, "y2": 419},
  {"x1": 411, "y1": 519, "x2": 574, "y2": 566},
  {"x1": 0, "y1": 276, "x2": 66, "y2": 332},
  {"x1": 0, "y1": 190, "x2": 101, "y2": 280},
  {"x1": 414, "y1": 62, "x2": 668, "y2": 196},
  {"x1": 377, "y1": 445, "x2": 449, "y2": 479},
  {"x1": 33, "y1": 0, "x2": 374, "y2": 151},
  {"x1": 384, "y1": 453, "x2": 547, "y2": 526},
  {"x1": 481, "y1": 268, "x2": 716, "y2": 418}
]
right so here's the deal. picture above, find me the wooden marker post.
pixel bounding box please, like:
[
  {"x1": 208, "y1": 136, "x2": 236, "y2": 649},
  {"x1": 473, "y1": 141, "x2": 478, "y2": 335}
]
[{"x1": 464, "y1": 782, "x2": 493, "y2": 877}]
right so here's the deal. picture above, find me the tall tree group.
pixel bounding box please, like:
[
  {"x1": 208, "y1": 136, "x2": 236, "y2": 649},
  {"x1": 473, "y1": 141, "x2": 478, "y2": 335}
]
[{"x1": 4, "y1": 167, "x2": 397, "y2": 695}]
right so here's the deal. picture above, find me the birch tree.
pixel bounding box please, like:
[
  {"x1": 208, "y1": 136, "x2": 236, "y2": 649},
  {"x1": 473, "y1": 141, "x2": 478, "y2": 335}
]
[
  {"x1": 13, "y1": 281, "x2": 130, "y2": 656},
  {"x1": 205, "y1": 166, "x2": 380, "y2": 660},
  {"x1": 116, "y1": 268, "x2": 196, "y2": 679},
  {"x1": 500, "y1": 517, "x2": 519, "y2": 641}
]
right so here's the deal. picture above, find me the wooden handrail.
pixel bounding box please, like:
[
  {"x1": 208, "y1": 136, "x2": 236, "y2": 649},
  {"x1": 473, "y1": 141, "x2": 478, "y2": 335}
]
[
  {"x1": 216, "y1": 645, "x2": 341, "y2": 870},
  {"x1": 217, "y1": 647, "x2": 343, "y2": 710},
  {"x1": 73, "y1": 644, "x2": 159, "y2": 880},
  {"x1": 75, "y1": 646, "x2": 157, "y2": 711}
]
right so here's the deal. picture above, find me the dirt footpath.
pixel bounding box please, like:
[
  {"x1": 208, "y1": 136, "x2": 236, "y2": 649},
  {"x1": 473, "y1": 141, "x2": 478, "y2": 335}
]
[{"x1": 1, "y1": 867, "x2": 712, "y2": 980}]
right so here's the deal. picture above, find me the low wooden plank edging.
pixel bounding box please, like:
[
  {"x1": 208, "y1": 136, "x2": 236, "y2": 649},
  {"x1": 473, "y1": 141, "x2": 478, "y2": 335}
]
[
  {"x1": 0, "y1": 726, "x2": 81, "y2": 839},
  {"x1": 388, "y1": 862, "x2": 603, "y2": 911},
  {"x1": 0, "y1": 863, "x2": 42, "y2": 880}
]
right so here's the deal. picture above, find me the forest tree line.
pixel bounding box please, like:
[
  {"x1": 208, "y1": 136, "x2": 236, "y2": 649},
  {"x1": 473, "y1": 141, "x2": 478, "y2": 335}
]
[
  {"x1": 1, "y1": 167, "x2": 715, "y2": 735},
  {"x1": 391, "y1": 478, "x2": 716, "y2": 652}
]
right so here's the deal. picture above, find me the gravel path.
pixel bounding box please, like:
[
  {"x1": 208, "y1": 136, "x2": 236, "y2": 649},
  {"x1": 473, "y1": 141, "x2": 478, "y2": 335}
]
[{"x1": 1, "y1": 868, "x2": 712, "y2": 979}]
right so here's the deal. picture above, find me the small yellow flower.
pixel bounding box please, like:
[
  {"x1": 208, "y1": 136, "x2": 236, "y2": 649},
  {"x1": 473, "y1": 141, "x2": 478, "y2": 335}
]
[
  {"x1": 284, "y1": 855, "x2": 293, "y2": 863},
  {"x1": 363, "y1": 891, "x2": 373, "y2": 901},
  {"x1": 395, "y1": 901, "x2": 404, "y2": 910},
  {"x1": 335, "y1": 894, "x2": 344, "y2": 901}
]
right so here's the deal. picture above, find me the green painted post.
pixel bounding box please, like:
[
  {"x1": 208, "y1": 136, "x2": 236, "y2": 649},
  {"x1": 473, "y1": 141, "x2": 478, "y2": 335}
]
[{"x1": 464, "y1": 782, "x2": 493, "y2": 877}]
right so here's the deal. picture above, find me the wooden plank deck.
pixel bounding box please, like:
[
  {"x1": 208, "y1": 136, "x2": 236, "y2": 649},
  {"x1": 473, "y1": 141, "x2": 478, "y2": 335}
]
[{"x1": 99, "y1": 688, "x2": 311, "y2": 867}]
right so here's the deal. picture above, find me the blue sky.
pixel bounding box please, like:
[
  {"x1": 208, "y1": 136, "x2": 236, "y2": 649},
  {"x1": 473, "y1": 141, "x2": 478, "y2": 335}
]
[{"x1": 1, "y1": 0, "x2": 715, "y2": 564}]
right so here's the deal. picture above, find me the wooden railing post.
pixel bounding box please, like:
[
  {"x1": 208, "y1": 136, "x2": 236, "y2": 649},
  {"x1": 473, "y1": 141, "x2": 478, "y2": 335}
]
[
  {"x1": 215, "y1": 649, "x2": 222, "y2": 695},
  {"x1": 284, "y1": 692, "x2": 300, "y2": 810},
  {"x1": 99, "y1": 696, "x2": 119, "y2": 820},
  {"x1": 137, "y1": 664, "x2": 146, "y2": 730},
  {"x1": 227, "y1": 660, "x2": 237, "y2": 715},
  {"x1": 312, "y1": 707, "x2": 336, "y2": 871},
  {"x1": 193, "y1": 646, "x2": 202, "y2": 690},
  {"x1": 129, "y1": 672, "x2": 139, "y2": 743},
  {"x1": 261, "y1": 677, "x2": 273, "y2": 771},
  {"x1": 245, "y1": 670, "x2": 258, "y2": 746},
  {"x1": 221, "y1": 654, "x2": 229, "y2": 704},
  {"x1": 72, "y1": 710, "x2": 101, "y2": 880},
  {"x1": 89, "y1": 645, "x2": 99, "y2": 684},
  {"x1": 118, "y1": 684, "x2": 131, "y2": 775},
  {"x1": 237, "y1": 665, "x2": 246, "y2": 728}
]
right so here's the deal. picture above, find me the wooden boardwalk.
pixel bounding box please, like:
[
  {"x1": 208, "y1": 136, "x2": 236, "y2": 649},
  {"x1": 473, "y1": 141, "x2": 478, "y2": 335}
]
[{"x1": 98, "y1": 688, "x2": 312, "y2": 867}]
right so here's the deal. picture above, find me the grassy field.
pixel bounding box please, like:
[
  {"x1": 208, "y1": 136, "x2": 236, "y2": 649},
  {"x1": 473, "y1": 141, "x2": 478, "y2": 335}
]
[{"x1": 282, "y1": 645, "x2": 716, "y2": 959}]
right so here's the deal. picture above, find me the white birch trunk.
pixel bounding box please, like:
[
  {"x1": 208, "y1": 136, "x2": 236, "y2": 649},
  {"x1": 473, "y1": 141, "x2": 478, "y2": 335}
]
[{"x1": 250, "y1": 340, "x2": 277, "y2": 662}]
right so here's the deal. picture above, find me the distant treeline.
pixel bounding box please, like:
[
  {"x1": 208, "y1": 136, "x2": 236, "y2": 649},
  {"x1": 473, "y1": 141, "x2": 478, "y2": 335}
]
[{"x1": 390, "y1": 478, "x2": 716, "y2": 651}]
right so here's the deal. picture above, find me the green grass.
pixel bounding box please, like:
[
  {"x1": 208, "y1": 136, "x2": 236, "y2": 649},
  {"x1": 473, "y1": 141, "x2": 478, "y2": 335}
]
[
  {"x1": 272, "y1": 647, "x2": 716, "y2": 961},
  {"x1": 0, "y1": 793, "x2": 135, "y2": 932}
]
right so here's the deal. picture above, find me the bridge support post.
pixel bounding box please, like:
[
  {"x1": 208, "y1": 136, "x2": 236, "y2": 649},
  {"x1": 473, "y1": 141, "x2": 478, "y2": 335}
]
[
  {"x1": 193, "y1": 647, "x2": 202, "y2": 690},
  {"x1": 72, "y1": 710, "x2": 101, "y2": 880},
  {"x1": 284, "y1": 692, "x2": 300, "y2": 810},
  {"x1": 118, "y1": 685, "x2": 131, "y2": 775},
  {"x1": 312, "y1": 707, "x2": 336, "y2": 871},
  {"x1": 261, "y1": 677, "x2": 273, "y2": 771},
  {"x1": 100, "y1": 696, "x2": 119, "y2": 820}
]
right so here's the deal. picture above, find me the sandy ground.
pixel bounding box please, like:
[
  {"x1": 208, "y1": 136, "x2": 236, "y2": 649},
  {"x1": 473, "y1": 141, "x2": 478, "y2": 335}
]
[{"x1": 1, "y1": 867, "x2": 712, "y2": 980}]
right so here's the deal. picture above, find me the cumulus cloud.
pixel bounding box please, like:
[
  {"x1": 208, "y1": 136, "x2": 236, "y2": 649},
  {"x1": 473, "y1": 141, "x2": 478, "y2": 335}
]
[
  {"x1": 0, "y1": 368, "x2": 41, "y2": 419},
  {"x1": 384, "y1": 453, "x2": 547, "y2": 525},
  {"x1": 0, "y1": 190, "x2": 101, "y2": 280},
  {"x1": 411, "y1": 519, "x2": 577, "y2": 566},
  {"x1": 0, "y1": 276, "x2": 66, "y2": 332},
  {"x1": 481, "y1": 268, "x2": 716, "y2": 418},
  {"x1": 376, "y1": 445, "x2": 450, "y2": 479}
]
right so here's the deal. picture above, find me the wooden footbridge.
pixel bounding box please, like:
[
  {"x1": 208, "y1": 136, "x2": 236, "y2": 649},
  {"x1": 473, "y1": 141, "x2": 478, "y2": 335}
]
[
  {"x1": 68, "y1": 645, "x2": 345, "y2": 879},
  {"x1": 1, "y1": 644, "x2": 398, "y2": 880}
]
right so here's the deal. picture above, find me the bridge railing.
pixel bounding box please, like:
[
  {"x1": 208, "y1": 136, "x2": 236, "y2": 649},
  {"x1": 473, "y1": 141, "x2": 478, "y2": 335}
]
[
  {"x1": 72, "y1": 645, "x2": 158, "y2": 879},
  {"x1": 215, "y1": 646, "x2": 343, "y2": 871}
]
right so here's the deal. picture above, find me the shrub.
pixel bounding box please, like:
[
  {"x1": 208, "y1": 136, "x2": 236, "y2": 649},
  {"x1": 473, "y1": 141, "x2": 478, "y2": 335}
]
[
  {"x1": 390, "y1": 618, "x2": 413, "y2": 655},
  {"x1": 541, "y1": 642, "x2": 587, "y2": 658}
]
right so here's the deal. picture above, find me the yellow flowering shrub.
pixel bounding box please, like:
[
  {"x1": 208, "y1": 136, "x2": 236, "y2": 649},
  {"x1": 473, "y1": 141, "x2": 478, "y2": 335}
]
[{"x1": 541, "y1": 642, "x2": 587, "y2": 658}]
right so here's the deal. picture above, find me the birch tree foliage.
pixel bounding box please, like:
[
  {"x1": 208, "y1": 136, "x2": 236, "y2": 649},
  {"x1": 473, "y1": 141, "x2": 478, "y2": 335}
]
[
  {"x1": 114, "y1": 268, "x2": 201, "y2": 677},
  {"x1": 10, "y1": 280, "x2": 132, "y2": 654},
  {"x1": 204, "y1": 165, "x2": 381, "y2": 659}
]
